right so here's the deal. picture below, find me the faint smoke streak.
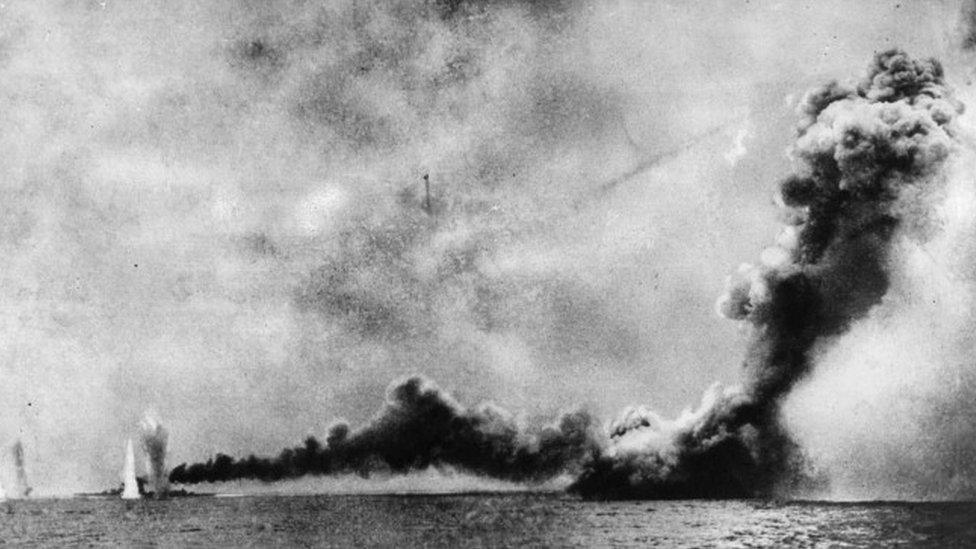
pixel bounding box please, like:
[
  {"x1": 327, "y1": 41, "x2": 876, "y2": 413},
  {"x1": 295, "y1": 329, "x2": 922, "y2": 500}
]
[{"x1": 960, "y1": 0, "x2": 976, "y2": 51}]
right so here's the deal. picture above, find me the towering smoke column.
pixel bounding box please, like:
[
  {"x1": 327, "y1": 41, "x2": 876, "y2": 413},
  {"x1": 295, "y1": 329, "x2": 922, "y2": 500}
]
[
  {"x1": 571, "y1": 49, "x2": 963, "y2": 499},
  {"x1": 170, "y1": 376, "x2": 598, "y2": 485},
  {"x1": 10, "y1": 441, "x2": 30, "y2": 498},
  {"x1": 140, "y1": 415, "x2": 169, "y2": 498}
]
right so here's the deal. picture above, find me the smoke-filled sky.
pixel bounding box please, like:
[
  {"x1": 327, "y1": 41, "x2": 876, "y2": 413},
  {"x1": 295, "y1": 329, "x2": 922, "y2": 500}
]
[{"x1": 1, "y1": 0, "x2": 973, "y2": 495}]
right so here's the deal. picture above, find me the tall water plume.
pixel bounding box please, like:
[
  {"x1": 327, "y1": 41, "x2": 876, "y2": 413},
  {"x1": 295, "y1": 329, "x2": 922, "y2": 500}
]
[{"x1": 121, "y1": 438, "x2": 141, "y2": 500}]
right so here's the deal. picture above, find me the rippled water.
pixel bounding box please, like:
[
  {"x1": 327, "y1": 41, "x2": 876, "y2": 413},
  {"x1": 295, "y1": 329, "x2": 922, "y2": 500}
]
[{"x1": 0, "y1": 493, "x2": 974, "y2": 547}]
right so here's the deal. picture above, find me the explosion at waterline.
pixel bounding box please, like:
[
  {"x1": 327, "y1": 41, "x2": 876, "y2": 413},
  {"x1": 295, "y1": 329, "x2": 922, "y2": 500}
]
[
  {"x1": 0, "y1": 0, "x2": 966, "y2": 497},
  {"x1": 140, "y1": 415, "x2": 169, "y2": 498},
  {"x1": 571, "y1": 50, "x2": 965, "y2": 499},
  {"x1": 170, "y1": 49, "x2": 969, "y2": 499}
]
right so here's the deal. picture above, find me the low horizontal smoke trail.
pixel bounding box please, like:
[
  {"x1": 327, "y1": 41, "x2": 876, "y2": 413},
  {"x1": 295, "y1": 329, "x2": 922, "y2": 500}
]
[
  {"x1": 569, "y1": 49, "x2": 964, "y2": 499},
  {"x1": 170, "y1": 376, "x2": 599, "y2": 485}
]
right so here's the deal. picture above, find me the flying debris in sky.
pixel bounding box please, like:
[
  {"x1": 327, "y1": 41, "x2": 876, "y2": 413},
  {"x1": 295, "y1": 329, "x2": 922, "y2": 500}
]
[{"x1": 422, "y1": 174, "x2": 433, "y2": 215}]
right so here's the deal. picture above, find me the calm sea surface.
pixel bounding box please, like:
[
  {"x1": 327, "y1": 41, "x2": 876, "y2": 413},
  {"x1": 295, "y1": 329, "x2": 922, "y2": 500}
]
[{"x1": 0, "y1": 493, "x2": 974, "y2": 547}]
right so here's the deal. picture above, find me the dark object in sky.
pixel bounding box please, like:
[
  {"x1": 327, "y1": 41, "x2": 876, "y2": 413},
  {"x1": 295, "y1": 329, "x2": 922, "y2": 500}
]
[{"x1": 423, "y1": 173, "x2": 432, "y2": 214}]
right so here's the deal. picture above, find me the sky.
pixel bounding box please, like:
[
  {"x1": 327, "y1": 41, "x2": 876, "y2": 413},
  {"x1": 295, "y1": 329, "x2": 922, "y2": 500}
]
[{"x1": 0, "y1": 0, "x2": 972, "y2": 494}]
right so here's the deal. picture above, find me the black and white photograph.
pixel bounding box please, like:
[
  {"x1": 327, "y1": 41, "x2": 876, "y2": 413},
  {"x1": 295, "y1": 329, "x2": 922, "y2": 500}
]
[{"x1": 1, "y1": 1, "x2": 976, "y2": 546}]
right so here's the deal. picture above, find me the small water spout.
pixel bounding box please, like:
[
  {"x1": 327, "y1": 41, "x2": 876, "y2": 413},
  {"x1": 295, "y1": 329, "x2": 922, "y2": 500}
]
[
  {"x1": 140, "y1": 415, "x2": 168, "y2": 498},
  {"x1": 11, "y1": 441, "x2": 30, "y2": 498}
]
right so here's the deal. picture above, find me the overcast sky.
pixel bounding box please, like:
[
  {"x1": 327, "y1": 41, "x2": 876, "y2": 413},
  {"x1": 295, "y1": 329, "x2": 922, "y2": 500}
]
[{"x1": 0, "y1": 0, "x2": 971, "y2": 494}]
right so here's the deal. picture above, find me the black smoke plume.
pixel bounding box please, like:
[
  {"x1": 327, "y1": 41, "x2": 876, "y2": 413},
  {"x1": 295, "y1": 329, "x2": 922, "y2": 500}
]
[
  {"x1": 170, "y1": 50, "x2": 961, "y2": 498},
  {"x1": 570, "y1": 50, "x2": 963, "y2": 499},
  {"x1": 170, "y1": 376, "x2": 598, "y2": 485}
]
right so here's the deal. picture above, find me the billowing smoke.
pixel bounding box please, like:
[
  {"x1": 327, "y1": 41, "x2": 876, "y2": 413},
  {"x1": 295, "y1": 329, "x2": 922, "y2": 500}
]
[
  {"x1": 0, "y1": 0, "x2": 959, "y2": 496},
  {"x1": 170, "y1": 376, "x2": 598, "y2": 485},
  {"x1": 167, "y1": 49, "x2": 966, "y2": 498},
  {"x1": 569, "y1": 50, "x2": 963, "y2": 499},
  {"x1": 140, "y1": 415, "x2": 169, "y2": 497}
]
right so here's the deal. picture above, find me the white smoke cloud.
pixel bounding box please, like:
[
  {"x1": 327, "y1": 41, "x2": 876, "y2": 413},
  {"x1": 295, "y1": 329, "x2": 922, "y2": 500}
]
[
  {"x1": 724, "y1": 125, "x2": 752, "y2": 167},
  {"x1": 783, "y1": 133, "x2": 976, "y2": 500}
]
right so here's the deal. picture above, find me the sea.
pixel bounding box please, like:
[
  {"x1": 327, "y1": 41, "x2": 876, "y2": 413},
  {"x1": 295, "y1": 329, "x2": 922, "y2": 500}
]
[{"x1": 1, "y1": 493, "x2": 974, "y2": 547}]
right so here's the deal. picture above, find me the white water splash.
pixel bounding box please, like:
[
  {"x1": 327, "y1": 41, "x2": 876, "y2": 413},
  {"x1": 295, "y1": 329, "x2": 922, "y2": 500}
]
[{"x1": 121, "y1": 439, "x2": 140, "y2": 500}]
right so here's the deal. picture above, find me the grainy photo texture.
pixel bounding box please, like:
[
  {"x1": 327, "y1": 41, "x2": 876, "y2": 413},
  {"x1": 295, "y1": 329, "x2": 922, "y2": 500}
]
[{"x1": 2, "y1": 1, "x2": 976, "y2": 546}]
